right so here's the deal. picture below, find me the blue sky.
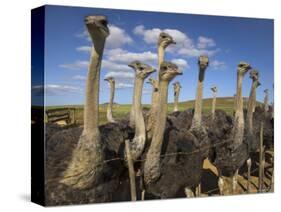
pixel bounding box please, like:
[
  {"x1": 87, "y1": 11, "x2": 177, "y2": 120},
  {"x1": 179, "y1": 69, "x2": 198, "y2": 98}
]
[{"x1": 32, "y1": 5, "x2": 274, "y2": 106}]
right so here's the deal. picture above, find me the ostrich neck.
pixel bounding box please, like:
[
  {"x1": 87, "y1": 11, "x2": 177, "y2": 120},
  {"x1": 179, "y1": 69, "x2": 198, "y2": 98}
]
[
  {"x1": 83, "y1": 40, "x2": 105, "y2": 134},
  {"x1": 129, "y1": 78, "x2": 138, "y2": 127},
  {"x1": 109, "y1": 82, "x2": 115, "y2": 108},
  {"x1": 152, "y1": 80, "x2": 168, "y2": 147},
  {"x1": 247, "y1": 81, "x2": 258, "y2": 131},
  {"x1": 236, "y1": 74, "x2": 244, "y2": 117},
  {"x1": 232, "y1": 73, "x2": 245, "y2": 147},
  {"x1": 147, "y1": 45, "x2": 165, "y2": 136},
  {"x1": 134, "y1": 78, "x2": 145, "y2": 137},
  {"x1": 158, "y1": 46, "x2": 165, "y2": 79},
  {"x1": 144, "y1": 80, "x2": 169, "y2": 183},
  {"x1": 174, "y1": 88, "x2": 180, "y2": 111},
  {"x1": 107, "y1": 82, "x2": 115, "y2": 122},
  {"x1": 264, "y1": 93, "x2": 269, "y2": 111},
  {"x1": 212, "y1": 92, "x2": 217, "y2": 116},
  {"x1": 192, "y1": 67, "x2": 206, "y2": 128}
]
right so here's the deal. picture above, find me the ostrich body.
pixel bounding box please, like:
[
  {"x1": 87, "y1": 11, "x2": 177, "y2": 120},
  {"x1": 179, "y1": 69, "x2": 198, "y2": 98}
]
[
  {"x1": 104, "y1": 77, "x2": 116, "y2": 123},
  {"x1": 173, "y1": 81, "x2": 181, "y2": 112},
  {"x1": 127, "y1": 61, "x2": 155, "y2": 160},
  {"x1": 211, "y1": 86, "x2": 218, "y2": 121},
  {"x1": 212, "y1": 62, "x2": 251, "y2": 193},
  {"x1": 147, "y1": 32, "x2": 175, "y2": 140}
]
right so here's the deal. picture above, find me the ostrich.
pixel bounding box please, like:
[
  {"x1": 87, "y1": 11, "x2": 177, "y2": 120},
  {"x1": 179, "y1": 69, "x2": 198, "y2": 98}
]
[
  {"x1": 245, "y1": 69, "x2": 261, "y2": 192},
  {"x1": 143, "y1": 60, "x2": 209, "y2": 199},
  {"x1": 143, "y1": 61, "x2": 183, "y2": 192},
  {"x1": 45, "y1": 16, "x2": 134, "y2": 205},
  {"x1": 104, "y1": 76, "x2": 116, "y2": 123},
  {"x1": 210, "y1": 86, "x2": 218, "y2": 121},
  {"x1": 147, "y1": 32, "x2": 176, "y2": 140},
  {"x1": 146, "y1": 77, "x2": 158, "y2": 106},
  {"x1": 246, "y1": 70, "x2": 261, "y2": 151},
  {"x1": 184, "y1": 55, "x2": 210, "y2": 195},
  {"x1": 264, "y1": 89, "x2": 269, "y2": 112},
  {"x1": 233, "y1": 94, "x2": 237, "y2": 115},
  {"x1": 213, "y1": 62, "x2": 252, "y2": 194},
  {"x1": 173, "y1": 81, "x2": 182, "y2": 112},
  {"x1": 127, "y1": 61, "x2": 155, "y2": 161},
  {"x1": 60, "y1": 15, "x2": 110, "y2": 189}
]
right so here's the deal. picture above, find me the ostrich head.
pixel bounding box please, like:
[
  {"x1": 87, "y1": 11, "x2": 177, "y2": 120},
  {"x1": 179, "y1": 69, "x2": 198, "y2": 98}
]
[
  {"x1": 237, "y1": 62, "x2": 251, "y2": 76},
  {"x1": 198, "y1": 55, "x2": 209, "y2": 70},
  {"x1": 85, "y1": 15, "x2": 110, "y2": 42},
  {"x1": 158, "y1": 32, "x2": 176, "y2": 48},
  {"x1": 173, "y1": 81, "x2": 181, "y2": 89},
  {"x1": 211, "y1": 86, "x2": 217, "y2": 93},
  {"x1": 128, "y1": 61, "x2": 156, "y2": 79},
  {"x1": 249, "y1": 69, "x2": 259, "y2": 81},
  {"x1": 147, "y1": 78, "x2": 157, "y2": 86},
  {"x1": 104, "y1": 76, "x2": 115, "y2": 85},
  {"x1": 159, "y1": 61, "x2": 182, "y2": 82}
]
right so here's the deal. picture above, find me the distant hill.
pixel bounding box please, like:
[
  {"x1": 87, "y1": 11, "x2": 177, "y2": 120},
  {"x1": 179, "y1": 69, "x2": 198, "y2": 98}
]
[{"x1": 45, "y1": 97, "x2": 264, "y2": 125}]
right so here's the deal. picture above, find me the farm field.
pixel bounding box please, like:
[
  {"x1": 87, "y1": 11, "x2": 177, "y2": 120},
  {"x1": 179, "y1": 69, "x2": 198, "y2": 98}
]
[{"x1": 45, "y1": 97, "x2": 262, "y2": 125}]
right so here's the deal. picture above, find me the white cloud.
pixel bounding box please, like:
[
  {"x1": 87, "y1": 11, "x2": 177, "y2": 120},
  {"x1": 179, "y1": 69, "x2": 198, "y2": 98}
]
[
  {"x1": 76, "y1": 46, "x2": 91, "y2": 52},
  {"x1": 178, "y1": 48, "x2": 219, "y2": 57},
  {"x1": 197, "y1": 36, "x2": 216, "y2": 49},
  {"x1": 106, "y1": 48, "x2": 157, "y2": 64},
  {"x1": 77, "y1": 25, "x2": 133, "y2": 49},
  {"x1": 133, "y1": 25, "x2": 219, "y2": 58},
  {"x1": 59, "y1": 60, "x2": 89, "y2": 70},
  {"x1": 133, "y1": 25, "x2": 189, "y2": 45},
  {"x1": 72, "y1": 75, "x2": 86, "y2": 80},
  {"x1": 115, "y1": 82, "x2": 134, "y2": 89},
  {"x1": 32, "y1": 84, "x2": 81, "y2": 96},
  {"x1": 210, "y1": 60, "x2": 226, "y2": 70},
  {"x1": 171, "y1": 58, "x2": 189, "y2": 70},
  {"x1": 59, "y1": 59, "x2": 132, "y2": 72},
  {"x1": 102, "y1": 60, "x2": 132, "y2": 72},
  {"x1": 106, "y1": 25, "x2": 133, "y2": 49},
  {"x1": 105, "y1": 71, "x2": 134, "y2": 79}
]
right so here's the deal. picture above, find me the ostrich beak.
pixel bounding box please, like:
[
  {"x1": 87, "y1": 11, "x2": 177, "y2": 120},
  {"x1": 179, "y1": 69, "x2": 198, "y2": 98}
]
[
  {"x1": 176, "y1": 70, "x2": 183, "y2": 75},
  {"x1": 171, "y1": 40, "x2": 176, "y2": 44},
  {"x1": 104, "y1": 78, "x2": 109, "y2": 81},
  {"x1": 149, "y1": 69, "x2": 156, "y2": 74},
  {"x1": 128, "y1": 63, "x2": 135, "y2": 68}
]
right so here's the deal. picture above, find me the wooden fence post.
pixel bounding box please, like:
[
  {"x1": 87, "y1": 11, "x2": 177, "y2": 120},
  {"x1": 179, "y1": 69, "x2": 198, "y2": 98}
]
[
  {"x1": 258, "y1": 122, "x2": 264, "y2": 192},
  {"x1": 246, "y1": 158, "x2": 252, "y2": 193},
  {"x1": 125, "y1": 140, "x2": 137, "y2": 201}
]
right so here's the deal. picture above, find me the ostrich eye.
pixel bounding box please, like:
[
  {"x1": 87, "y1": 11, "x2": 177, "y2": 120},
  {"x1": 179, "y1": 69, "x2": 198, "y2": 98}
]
[
  {"x1": 139, "y1": 67, "x2": 144, "y2": 71},
  {"x1": 100, "y1": 19, "x2": 108, "y2": 26},
  {"x1": 162, "y1": 35, "x2": 167, "y2": 39}
]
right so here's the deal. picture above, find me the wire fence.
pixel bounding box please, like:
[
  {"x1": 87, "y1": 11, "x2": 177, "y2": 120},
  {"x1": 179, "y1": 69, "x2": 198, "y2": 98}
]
[
  {"x1": 100, "y1": 138, "x2": 230, "y2": 165},
  {"x1": 48, "y1": 129, "x2": 274, "y2": 195}
]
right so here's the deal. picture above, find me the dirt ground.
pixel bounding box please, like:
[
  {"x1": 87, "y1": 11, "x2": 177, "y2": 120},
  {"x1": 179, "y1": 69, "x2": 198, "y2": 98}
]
[{"x1": 200, "y1": 151, "x2": 274, "y2": 197}]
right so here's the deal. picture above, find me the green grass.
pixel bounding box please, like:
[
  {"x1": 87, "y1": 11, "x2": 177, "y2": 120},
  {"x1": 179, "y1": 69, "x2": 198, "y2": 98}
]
[{"x1": 45, "y1": 97, "x2": 262, "y2": 125}]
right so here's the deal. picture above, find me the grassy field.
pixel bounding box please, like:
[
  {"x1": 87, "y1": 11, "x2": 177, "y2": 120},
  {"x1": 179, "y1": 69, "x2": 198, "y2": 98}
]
[{"x1": 45, "y1": 97, "x2": 262, "y2": 125}]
